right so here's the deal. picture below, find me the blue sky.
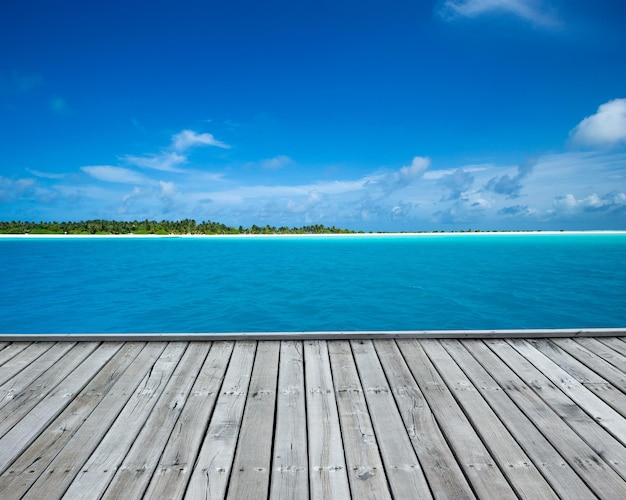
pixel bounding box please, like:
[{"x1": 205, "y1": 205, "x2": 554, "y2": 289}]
[{"x1": 1, "y1": 0, "x2": 625, "y2": 231}]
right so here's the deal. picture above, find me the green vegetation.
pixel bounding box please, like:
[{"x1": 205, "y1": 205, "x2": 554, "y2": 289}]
[
  {"x1": 0, "y1": 220, "x2": 563, "y2": 235},
  {"x1": 0, "y1": 219, "x2": 356, "y2": 235}
]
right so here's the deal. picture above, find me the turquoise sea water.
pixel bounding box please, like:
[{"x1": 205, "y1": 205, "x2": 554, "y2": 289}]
[{"x1": 1, "y1": 233, "x2": 625, "y2": 333}]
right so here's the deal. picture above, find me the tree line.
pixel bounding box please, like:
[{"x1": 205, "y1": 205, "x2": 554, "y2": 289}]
[{"x1": 0, "y1": 219, "x2": 357, "y2": 235}]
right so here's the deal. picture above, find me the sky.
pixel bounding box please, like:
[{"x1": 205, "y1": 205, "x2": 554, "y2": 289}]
[{"x1": 1, "y1": 0, "x2": 626, "y2": 231}]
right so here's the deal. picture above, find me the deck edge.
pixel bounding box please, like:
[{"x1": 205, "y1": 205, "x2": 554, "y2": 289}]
[{"x1": 1, "y1": 328, "x2": 625, "y2": 342}]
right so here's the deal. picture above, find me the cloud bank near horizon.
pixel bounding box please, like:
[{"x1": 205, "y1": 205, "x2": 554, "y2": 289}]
[
  {"x1": 2, "y1": 163, "x2": 624, "y2": 230},
  {"x1": 2, "y1": 109, "x2": 625, "y2": 231}
]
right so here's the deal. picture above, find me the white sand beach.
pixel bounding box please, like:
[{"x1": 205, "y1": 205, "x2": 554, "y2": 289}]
[{"x1": 1, "y1": 230, "x2": 625, "y2": 239}]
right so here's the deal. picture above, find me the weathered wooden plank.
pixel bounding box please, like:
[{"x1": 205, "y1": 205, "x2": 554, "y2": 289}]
[
  {"x1": 485, "y1": 339, "x2": 626, "y2": 482},
  {"x1": 21, "y1": 342, "x2": 167, "y2": 499},
  {"x1": 553, "y1": 338, "x2": 626, "y2": 392},
  {"x1": 61, "y1": 342, "x2": 188, "y2": 499},
  {"x1": 0, "y1": 342, "x2": 74, "y2": 410},
  {"x1": 396, "y1": 339, "x2": 515, "y2": 499},
  {"x1": 532, "y1": 339, "x2": 626, "y2": 417},
  {"x1": 0, "y1": 343, "x2": 120, "y2": 476},
  {"x1": 351, "y1": 339, "x2": 432, "y2": 499},
  {"x1": 374, "y1": 340, "x2": 475, "y2": 499},
  {"x1": 226, "y1": 341, "x2": 280, "y2": 499},
  {"x1": 574, "y1": 337, "x2": 626, "y2": 374},
  {"x1": 99, "y1": 342, "x2": 212, "y2": 499},
  {"x1": 0, "y1": 337, "x2": 623, "y2": 499},
  {"x1": 186, "y1": 341, "x2": 256, "y2": 499},
  {"x1": 304, "y1": 340, "x2": 351, "y2": 500},
  {"x1": 454, "y1": 339, "x2": 605, "y2": 498},
  {"x1": 0, "y1": 342, "x2": 144, "y2": 495},
  {"x1": 270, "y1": 340, "x2": 309, "y2": 499},
  {"x1": 143, "y1": 341, "x2": 234, "y2": 499},
  {"x1": 0, "y1": 342, "x2": 93, "y2": 438},
  {"x1": 0, "y1": 343, "x2": 54, "y2": 386},
  {"x1": 327, "y1": 340, "x2": 391, "y2": 499},
  {"x1": 598, "y1": 337, "x2": 626, "y2": 358},
  {"x1": 424, "y1": 340, "x2": 558, "y2": 499},
  {"x1": 0, "y1": 342, "x2": 29, "y2": 367},
  {"x1": 509, "y1": 339, "x2": 626, "y2": 445}
]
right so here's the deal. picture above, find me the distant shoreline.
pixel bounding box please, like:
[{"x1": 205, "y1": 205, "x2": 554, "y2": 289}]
[{"x1": 1, "y1": 230, "x2": 625, "y2": 239}]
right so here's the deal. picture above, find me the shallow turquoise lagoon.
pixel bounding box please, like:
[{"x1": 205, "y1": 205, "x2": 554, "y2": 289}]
[{"x1": 1, "y1": 233, "x2": 625, "y2": 333}]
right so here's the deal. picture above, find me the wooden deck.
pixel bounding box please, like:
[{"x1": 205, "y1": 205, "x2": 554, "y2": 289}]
[{"x1": 0, "y1": 337, "x2": 625, "y2": 499}]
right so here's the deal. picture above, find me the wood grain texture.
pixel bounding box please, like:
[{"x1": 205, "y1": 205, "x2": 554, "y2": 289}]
[
  {"x1": 328, "y1": 340, "x2": 391, "y2": 499},
  {"x1": 0, "y1": 342, "x2": 121, "y2": 477},
  {"x1": 0, "y1": 342, "x2": 143, "y2": 494},
  {"x1": 483, "y1": 339, "x2": 626, "y2": 486},
  {"x1": 598, "y1": 337, "x2": 626, "y2": 358},
  {"x1": 0, "y1": 338, "x2": 624, "y2": 499},
  {"x1": 397, "y1": 339, "x2": 516, "y2": 499},
  {"x1": 0, "y1": 342, "x2": 55, "y2": 386},
  {"x1": 18, "y1": 342, "x2": 168, "y2": 499},
  {"x1": 453, "y1": 339, "x2": 601, "y2": 499},
  {"x1": 350, "y1": 339, "x2": 432, "y2": 499},
  {"x1": 425, "y1": 340, "x2": 558, "y2": 499},
  {"x1": 186, "y1": 340, "x2": 256, "y2": 499},
  {"x1": 101, "y1": 342, "x2": 212, "y2": 499},
  {"x1": 532, "y1": 339, "x2": 626, "y2": 418},
  {"x1": 144, "y1": 341, "x2": 234, "y2": 499},
  {"x1": 509, "y1": 339, "x2": 626, "y2": 445},
  {"x1": 270, "y1": 340, "x2": 309, "y2": 499},
  {"x1": 0, "y1": 342, "x2": 29, "y2": 369},
  {"x1": 61, "y1": 342, "x2": 189, "y2": 499},
  {"x1": 0, "y1": 342, "x2": 76, "y2": 413},
  {"x1": 572, "y1": 337, "x2": 626, "y2": 374},
  {"x1": 374, "y1": 339, "x2": 475, "y2": 499},
  {"x1": 226, "y1": 341, "x2": 280, "y2": 499},
  {"x1": 304, "y1": 340, "x2": 350, "y2": 500}
]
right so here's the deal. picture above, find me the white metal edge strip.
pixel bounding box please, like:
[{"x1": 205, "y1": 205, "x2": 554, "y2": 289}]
[{"x1": 1, "y1": 328, "x2": 625, "y2": 342}]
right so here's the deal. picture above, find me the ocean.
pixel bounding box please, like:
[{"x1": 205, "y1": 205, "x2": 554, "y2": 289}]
[{"x1": 1, "y1": 233, "x2": 625, "y2": 334}]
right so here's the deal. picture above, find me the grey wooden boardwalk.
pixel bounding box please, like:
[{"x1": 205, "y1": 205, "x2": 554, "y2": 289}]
[{"x1": 0, "y1": 337, "x2": 625, "y2": 499}]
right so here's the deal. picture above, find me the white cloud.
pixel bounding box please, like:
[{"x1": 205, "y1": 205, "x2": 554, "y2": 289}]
[
  {"x1": 424, "y1": 164, "x2": 492, "y2": 180},
  {"x1": 552, "y1": 191, "x2": 626, "y2": 213},
  {"x1": 285, "y1": 190, "x2": 326, "y2": 214},
  {"x1": 172, "y1": 129, "x2": 230, "y2": 151},
  {"x1": 498, "y1": 205, "x2": 538, "y2": 217},
  {"x1": 375, "y1": 156, "x2": 430, "y2": 193},
  {"x1": 81, "y1": 166, "x2": 147, "y2": 184},
  {"x1": 397, "y1": 156, "x2": 430, "y2": 181},
  {"x1": 260, "y1": 155, "x2": 292, "y2": 170},
  {"x1": 124, "y1": 152, "x2": 187, "y2": 172},
  {"x1": 26, "y1": 168, "x2": 66, "y2": 179},
  {"x1": 122, "y1": 129, "x2": 231, "y2": 173},
  {"x1": 122, "y1": 187, "x2": 143, "y2": 204},
  {"x1": 438, "y1": 168, "x2": 475, "y2": 200},
  {"x1": 484, "y1": 157, "x2": 536, "y2": 198},
  {"x1": 569, "y1": 98, "x2": 626, "y2": 149},
  {"x1": 159, "y1": 181, "x2": 180, "y2": 213},
  {"x1": 198, "y1": 178, "x2": 366, "y2": 205},
  {"x1": 160, "y1": 181, "x2": 177, "y2": 197},
  {"x1": 0, "y1": 176, "x2": 37, "y2": 202},
  {"x1": 9, "y1": 145, "x2": 625, "y2": 231},
  {"x1": 439, "y1": 0, "x2": 559, "y2": 27}
]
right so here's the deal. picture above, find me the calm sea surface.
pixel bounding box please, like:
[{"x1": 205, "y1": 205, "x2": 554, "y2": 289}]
[{"x1": 1, "y1": 233, "x2": 625, "y2": 333}]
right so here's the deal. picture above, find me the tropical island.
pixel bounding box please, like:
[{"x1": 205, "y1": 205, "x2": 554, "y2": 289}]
[
  {"x1": 0, "y1": 219, "x2": 358, "y2": 235},
  {"x1": 0, "y1": 219, "x2": 566, "y2": 235}
]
